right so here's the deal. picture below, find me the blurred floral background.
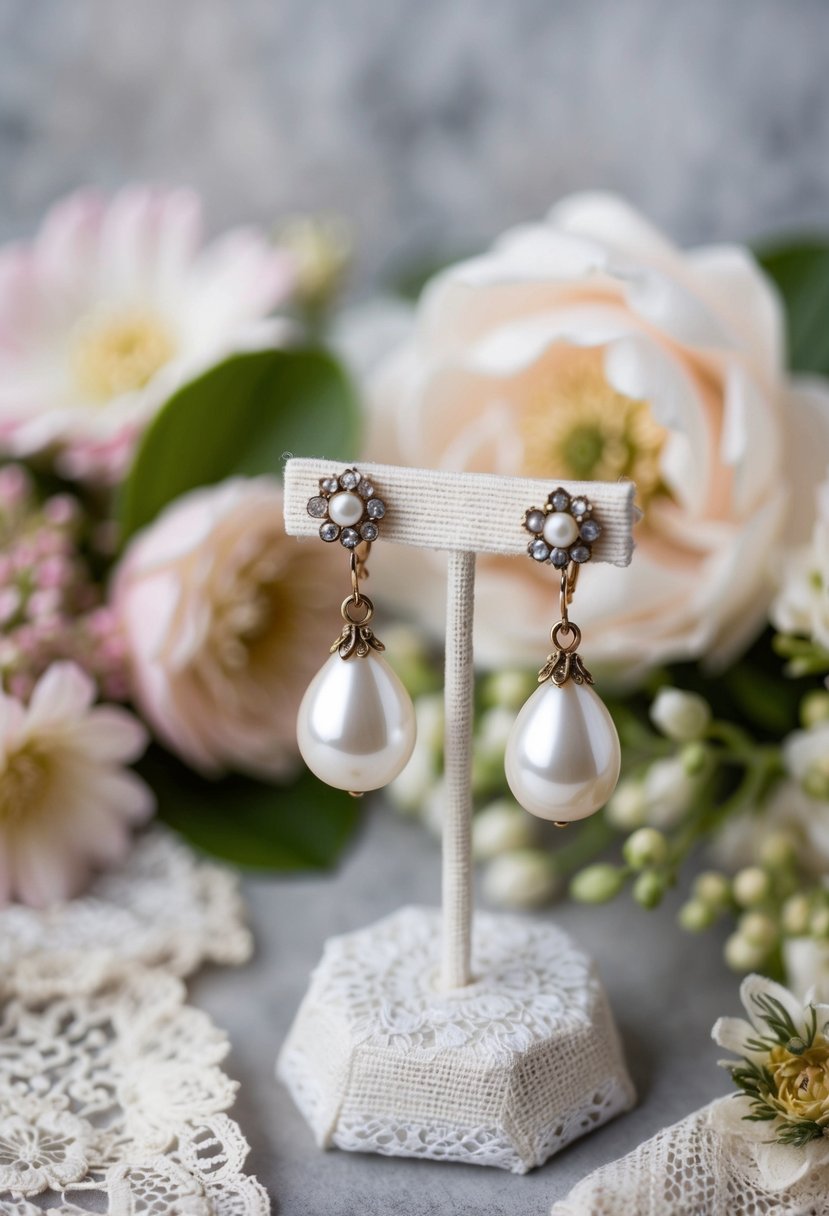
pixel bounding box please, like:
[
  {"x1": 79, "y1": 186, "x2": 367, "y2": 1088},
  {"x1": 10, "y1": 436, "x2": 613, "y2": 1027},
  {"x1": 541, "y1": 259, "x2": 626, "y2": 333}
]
[{"x1": 2, "y1": 0, "x2": 829, "y2": 997}]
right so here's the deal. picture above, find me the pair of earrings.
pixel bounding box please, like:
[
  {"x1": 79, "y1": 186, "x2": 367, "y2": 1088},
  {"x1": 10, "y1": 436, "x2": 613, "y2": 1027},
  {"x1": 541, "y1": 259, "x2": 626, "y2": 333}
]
[{"x1": 297, "y1": 469, "x2": 620, "y2": 824}]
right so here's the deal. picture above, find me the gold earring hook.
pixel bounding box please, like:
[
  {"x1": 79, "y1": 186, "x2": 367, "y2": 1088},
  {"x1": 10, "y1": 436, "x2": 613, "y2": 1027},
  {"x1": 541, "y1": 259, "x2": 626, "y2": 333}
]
[{"x1": 350, "y1": 542, "x2": 372, "y2": 603}]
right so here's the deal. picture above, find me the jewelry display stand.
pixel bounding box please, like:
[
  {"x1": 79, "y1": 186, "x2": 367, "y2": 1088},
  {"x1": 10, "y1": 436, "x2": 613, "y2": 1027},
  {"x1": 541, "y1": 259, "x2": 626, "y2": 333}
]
[{"x1": 277, "y1": 460, "x2": 637, "y2": 1174}]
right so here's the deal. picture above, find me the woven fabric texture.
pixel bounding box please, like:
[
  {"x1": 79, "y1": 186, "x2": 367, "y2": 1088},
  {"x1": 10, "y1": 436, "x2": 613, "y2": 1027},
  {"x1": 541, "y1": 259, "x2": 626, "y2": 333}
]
[
  {"x1": 441, "y1": 551, "x2": 476, "y2": 989},
  {"x1": 284, "y1": 459, "x2": 636, "y2": 564},
  {"x1": 278, "y1": 906, "x2": 635, "y2": 1174},
  {"x1": 551, "y1": 1098, "x2": 829, "y2": 1216}
]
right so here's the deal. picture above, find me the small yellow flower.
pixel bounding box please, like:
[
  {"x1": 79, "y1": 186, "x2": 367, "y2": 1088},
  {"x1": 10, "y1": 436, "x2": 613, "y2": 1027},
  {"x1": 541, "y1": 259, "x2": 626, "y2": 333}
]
[{"x1": 770, "y1": 1036, "x2": 829, "y2": 1125}]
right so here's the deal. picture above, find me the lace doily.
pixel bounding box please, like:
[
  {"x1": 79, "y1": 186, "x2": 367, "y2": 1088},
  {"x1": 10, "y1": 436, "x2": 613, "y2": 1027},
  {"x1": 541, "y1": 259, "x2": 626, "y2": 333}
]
[
  {"x1": 0, "y1": 951, "x2": 269, "y2": 1215},
  {"x1": 551, "y1": 1097, "x2": 829, "y2": 1216},
  {"x1": 278, "y1": 905, "x2": 634, "y2": 1173},
  {"x1": 0, "y1": 828, "x2": 252, "y2": 977}
]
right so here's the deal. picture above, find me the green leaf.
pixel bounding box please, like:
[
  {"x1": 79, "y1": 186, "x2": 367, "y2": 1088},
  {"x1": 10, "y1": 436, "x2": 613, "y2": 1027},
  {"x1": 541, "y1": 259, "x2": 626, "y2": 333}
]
[
  {"x1": 758, "y1": 240, "x2": 829, "y2": 375},
  {"x1": 138, "y1": 746, "x2": 363, "y2": 870},
  {"x1": 119, "y1": 346, "x2": 360, "y2": 541}
]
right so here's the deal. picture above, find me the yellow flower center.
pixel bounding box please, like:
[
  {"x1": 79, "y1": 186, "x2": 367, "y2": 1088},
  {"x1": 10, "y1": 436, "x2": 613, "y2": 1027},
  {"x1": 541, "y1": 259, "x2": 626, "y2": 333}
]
[
  {"x1": 520, "y1": 347, "x2": 667, "y2": 506},
  {"x1": 770, "y1": 1036, "x2": 829, "y2": 1124},
  {"x1": 0, "y1": 744, "x2": 51, "y2": 826},
  {"x1": 70, "y1": 309, "x2": 176, "y2": 403},
  {"x1": 210, "y1": 548, "x2": 284, "y2": 672}
]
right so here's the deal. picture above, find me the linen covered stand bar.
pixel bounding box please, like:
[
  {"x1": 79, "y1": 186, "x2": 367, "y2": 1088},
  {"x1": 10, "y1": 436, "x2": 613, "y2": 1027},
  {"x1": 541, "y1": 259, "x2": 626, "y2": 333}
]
[{"x1": 277, "y1": 459, "x2": 638, "y2": 1173}]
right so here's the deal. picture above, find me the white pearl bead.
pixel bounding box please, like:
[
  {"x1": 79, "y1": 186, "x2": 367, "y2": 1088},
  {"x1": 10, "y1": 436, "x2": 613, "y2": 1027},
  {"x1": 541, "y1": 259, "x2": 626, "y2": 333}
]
[
  {"x1": 542, "y1": 511, "x2": 579, "y2": 548},
  {"x1": 297, "y1": 651, "x2": 417, "y2": 792},
  {"x1": 505, "y1": 679, "x2": 620, "y2": 822},
  {"x1": 328, "y1": 491, "x2": 364, "y2": 527}
]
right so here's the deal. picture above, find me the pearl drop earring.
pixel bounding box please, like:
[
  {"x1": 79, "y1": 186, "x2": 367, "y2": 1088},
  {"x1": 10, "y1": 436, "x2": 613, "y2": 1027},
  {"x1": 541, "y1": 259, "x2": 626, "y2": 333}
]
[
  {"x1": 505, "y1": 488, "x2": 620, "y2": 824},
  {"x1": 297, "y1": 468, "x2": 417, "y2": 796}
]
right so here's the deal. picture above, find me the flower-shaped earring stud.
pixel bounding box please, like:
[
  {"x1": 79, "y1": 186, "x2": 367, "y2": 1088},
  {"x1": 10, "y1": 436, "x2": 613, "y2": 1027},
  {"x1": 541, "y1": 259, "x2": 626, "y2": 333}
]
[
  {"x1": 297, "y1": 468, "x2": 415, "y2": 798},
  {"x1": 506, "y1": 488, "x2": 620, "y2": 825},
  {"x1": 523, "y1": 487, "x2": 601, "y2": 568},
  {"x1": 306, "y1": 468, "x2": 386, "y2": 549}
]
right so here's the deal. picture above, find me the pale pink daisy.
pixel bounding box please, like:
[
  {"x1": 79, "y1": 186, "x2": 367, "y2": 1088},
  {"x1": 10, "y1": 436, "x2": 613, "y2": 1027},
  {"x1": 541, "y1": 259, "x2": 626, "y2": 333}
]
[
  {"x1": 0, "y1": 186, "x2": 296, "y2": 481},
  {"x1": 0, "y1": 661, "x2": 153, "y2": 906}
]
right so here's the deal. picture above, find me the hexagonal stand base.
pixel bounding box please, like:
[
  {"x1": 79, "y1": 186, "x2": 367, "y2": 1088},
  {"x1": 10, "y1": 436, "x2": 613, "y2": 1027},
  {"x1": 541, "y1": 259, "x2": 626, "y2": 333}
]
[{"x1": 277, "y1": 906, "x2": 635, "y2": 1173}]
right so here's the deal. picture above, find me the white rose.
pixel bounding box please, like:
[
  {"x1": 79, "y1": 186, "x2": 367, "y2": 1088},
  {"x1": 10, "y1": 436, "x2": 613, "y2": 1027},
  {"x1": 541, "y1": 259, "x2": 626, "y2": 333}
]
[{"x1": 363, "y1": 193, "x2": 829, "y2": 676}]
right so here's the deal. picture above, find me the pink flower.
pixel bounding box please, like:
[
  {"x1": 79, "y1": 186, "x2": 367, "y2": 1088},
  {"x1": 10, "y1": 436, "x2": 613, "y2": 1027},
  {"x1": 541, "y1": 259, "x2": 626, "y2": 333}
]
[
  {"x1": 0, "y1": 187, "x2": 296, "y2": 482},
  {"x1": 113, "y1": 477, "x2": 344, "y2": 779},
  {"x1": 362, "y1": 193, "x2": 829, "y2": 676},
  {"x1": 0, "y1": 662, "x2": 153, "y2": 907}
]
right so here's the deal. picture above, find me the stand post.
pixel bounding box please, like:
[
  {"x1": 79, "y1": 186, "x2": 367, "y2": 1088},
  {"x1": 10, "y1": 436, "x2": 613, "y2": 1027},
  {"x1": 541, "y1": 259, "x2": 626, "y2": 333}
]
[{"x1": 441, "y1": 550, "x2": 476, "y2": 990}]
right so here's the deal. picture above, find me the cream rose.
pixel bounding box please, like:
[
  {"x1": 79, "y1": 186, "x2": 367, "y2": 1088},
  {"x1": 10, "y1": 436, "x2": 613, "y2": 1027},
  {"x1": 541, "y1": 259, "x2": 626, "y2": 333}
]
[
  {"x1": 363, "y1": 193, "x2": 829, "y2": 674},
  {"x1": 113, "y1": 477, "x2": 342, "y2": 778}
]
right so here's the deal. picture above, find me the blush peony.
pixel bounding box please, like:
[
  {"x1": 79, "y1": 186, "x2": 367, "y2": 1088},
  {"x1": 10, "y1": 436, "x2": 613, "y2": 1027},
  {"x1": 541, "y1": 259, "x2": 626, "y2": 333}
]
[
  {"x1": 113, "y1": 477, "x2": 344, "y2": 779},
  {"x1": 0, "y1": 187, "x2": 295, "y2": 481},
  {"x1": 363, "y1": 193, "x2": 829, "y2": 675}
]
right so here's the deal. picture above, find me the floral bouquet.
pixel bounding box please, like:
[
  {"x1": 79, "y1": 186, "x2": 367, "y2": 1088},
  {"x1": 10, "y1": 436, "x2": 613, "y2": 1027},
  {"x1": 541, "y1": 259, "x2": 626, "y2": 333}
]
[
  {"x1": 0, "y1": 187, "x2": 360, "y2": 904},
  {"x1": 2, "y1": 182, "x2": 829, "y2": 1016}
]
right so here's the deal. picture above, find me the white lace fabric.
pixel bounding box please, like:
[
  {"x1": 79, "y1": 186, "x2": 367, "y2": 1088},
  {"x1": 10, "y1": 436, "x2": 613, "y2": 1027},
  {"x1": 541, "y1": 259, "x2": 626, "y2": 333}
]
[
  {"x1": 0, "y1": 828, "x2": 252, "y2": 976},
  {"x1": 551, "y1": 1097, "x2": 829, "y2": 1216},
  {"x1": 278, "y1": 905, "x2": 634, "y2": 1173},
  {"x1": 0, "y1": 952, "x2": 268, "y2": 1216}
]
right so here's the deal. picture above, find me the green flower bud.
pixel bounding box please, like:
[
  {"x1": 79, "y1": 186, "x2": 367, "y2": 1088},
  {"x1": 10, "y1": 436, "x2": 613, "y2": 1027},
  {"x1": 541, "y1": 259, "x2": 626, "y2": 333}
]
[
  {"x1": 803, "y1": 766, "x2": 829, "y2": 802},
  {"x1": 680, "y1": 741, "x2": 708, "y2": 776},
  {"x1": 650, "y1": 687, "x2": 711, "y2": 742},
  {"x1": 483, "y1": 849, "x2": 558, "y2": 909},
  {"x1": 623, "y1": 827, "x2": 669, "y2": 870},
  {"x1": 473, "y1": 800, "x2": 536, "y2": 861},
  {"x1": 738, "y1": 911, "x2": 778, "y2": 950},
  {"x1": 759, "y1": 830, "x2": 798, "y2": 869},
  {"x1": 605, "y1": 779, "x2": 647, "y2": 830},
  {"x1": 632, "y1": 869, "x2": 665, "y2": 909},
  {"x1": 782, "y1": 894, "x2": 812, "y2": 936},
  {"x1": 732, "y1": 866, "x2": 771, "y2": 908},
  {"x1": 724, "y1": 932, "x2": 769, "y2": 973},
  {"x1": 481, "y1": 669, "x2": 535, "y2": 711},
  {"x1": 811, "y1": 907, "x2": 829, "y2": 940},
  {"x1": 693, "y1": 870, "x2": 731, "y2": 910},
  {"x1": 678, "y1": 899, "x2": 715, "y2": 932},
  {"x1": 801, "y1": 690, "x2": 829, "y2": 730},
  {"x1": 570, "y1": 863, "x2": 625, "y2": 904}
]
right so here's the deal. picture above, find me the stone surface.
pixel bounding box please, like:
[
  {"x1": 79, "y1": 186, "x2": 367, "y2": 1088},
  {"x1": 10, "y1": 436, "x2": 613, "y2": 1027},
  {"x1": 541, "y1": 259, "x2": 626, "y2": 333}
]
[{"x1": 191, "y1": 807, "x2": 734, "y2": 1214}]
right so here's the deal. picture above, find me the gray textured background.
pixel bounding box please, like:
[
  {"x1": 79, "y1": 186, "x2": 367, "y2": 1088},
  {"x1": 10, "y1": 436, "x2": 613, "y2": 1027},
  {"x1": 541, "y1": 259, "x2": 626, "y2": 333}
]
[
  {"x1": 1, "y1": 0, "x2": 828, "y2": 287},
  {"x1": 2, "y1": 3, "x2": 828, "y2": 1212}
]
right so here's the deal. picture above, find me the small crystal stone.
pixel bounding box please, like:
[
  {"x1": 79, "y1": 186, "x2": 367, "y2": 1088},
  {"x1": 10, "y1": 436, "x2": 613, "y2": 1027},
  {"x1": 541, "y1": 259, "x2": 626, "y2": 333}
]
[
  {"x1": 321, "y1": 477, "x2": 339, "y2": 494},
  {"x1": 307, "y1": 496, "x2": 328, "y2": 518},
  {"x1": 340, "y1": 470, "x2": 360, "y2": 490},
  {"x1": 366, "y1": 498, "x2": 386, "y2": 519},
  {"x1": 571, "y1": 497, "x2": 589, "y2": 518},
  {"x1": 340, "y1": 528, "x2": 360, "y2": 548},
  {"x1": 359, "y1": 481, "x2": 375, "y2": 499},
  {"x1": 320, "y1": 522, "x2": 339, "y2": 542},
  {"x1": 551, "y1": 547, "x2": 569, "y2": 568},
  {"x1": 530, "y1": 539, "x2": 550, "y2": 562},
  {"x1": 360, "y1": 522, "x2": 379, "y2": 542},
  {"x1": 551, "y1": 490, "x2": 570, "y2": 512},
  {"x1": 570, "y1": 544, "x2": 591, "y2": 563},
  {"x1": 525, "y1": 509, "x2": 546, "y2": 534},
  {"x1": 580, "y1": 519, "x2": 601, "y2": 543}
]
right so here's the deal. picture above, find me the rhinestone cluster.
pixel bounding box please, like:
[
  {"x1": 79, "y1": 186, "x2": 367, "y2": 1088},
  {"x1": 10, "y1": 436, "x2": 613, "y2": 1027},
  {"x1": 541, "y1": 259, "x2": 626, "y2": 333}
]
[
  {"x1": 307, "y1": 468, "x2": 386, "y2": 549},
  {"x1": 522, "y1": 487, "x2": 601, "y2": 568}
]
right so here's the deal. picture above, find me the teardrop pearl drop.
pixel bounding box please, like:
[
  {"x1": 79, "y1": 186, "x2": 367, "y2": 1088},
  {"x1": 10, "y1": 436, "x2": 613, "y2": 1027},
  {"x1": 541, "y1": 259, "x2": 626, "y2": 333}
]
[
  {"x1": 297, "y1": 651, "x2": 417, "y2": 793},
  {"x1": 505, "y1": 679, "x2": 620, "y2": 822}
]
